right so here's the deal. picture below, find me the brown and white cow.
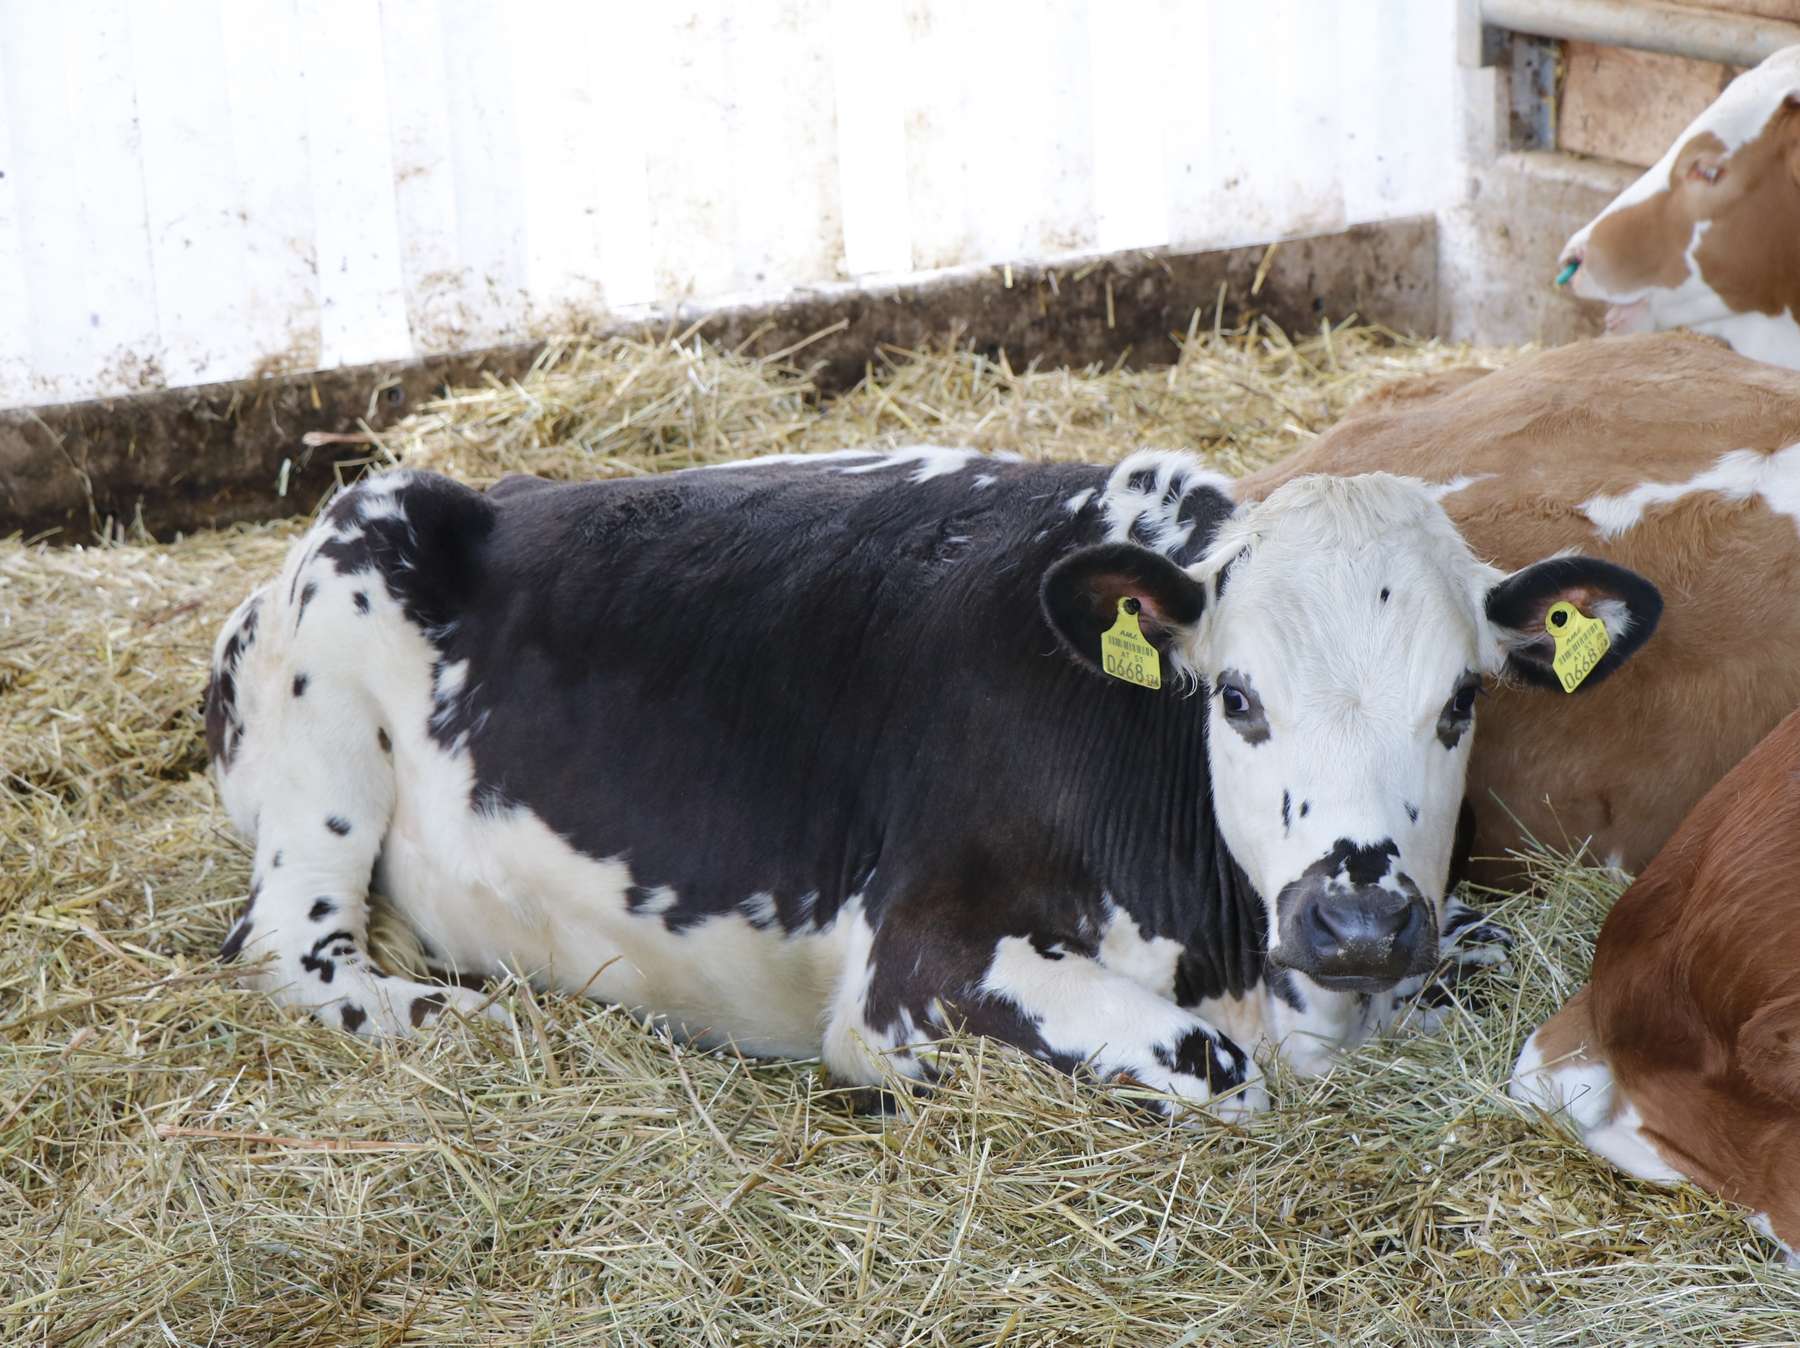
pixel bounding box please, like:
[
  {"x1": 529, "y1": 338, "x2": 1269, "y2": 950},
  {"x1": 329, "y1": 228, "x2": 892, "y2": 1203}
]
[
  {"x1": 1238, "y1": 330, "x2": 1800, "y2": 881},
  {"x1": 1509, "y1": 704, "x2": 1800, "y2": 1267},
  {"x1": 1558, "y1": 45, "x2": 1800, "y2": 369}
]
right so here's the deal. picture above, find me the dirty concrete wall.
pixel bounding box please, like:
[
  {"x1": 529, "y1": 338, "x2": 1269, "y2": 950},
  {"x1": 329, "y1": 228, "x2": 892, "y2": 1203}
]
[
  {"x1": 1, "y1": 218, "x2": 1439, "y2": 542},
  {"x1": 1437, "y1": 149, "x2": 1632, "y2": 347},
  {"x1": 0, "y1": 0, "x2": 1463, "y2": 414},
  {"x1": 1439, "y1": 8, "x2": 1618, "y2": 346}
]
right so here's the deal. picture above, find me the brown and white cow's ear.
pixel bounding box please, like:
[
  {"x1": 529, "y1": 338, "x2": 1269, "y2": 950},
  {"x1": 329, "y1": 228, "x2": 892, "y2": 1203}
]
[
  {"x1": 1483, "y1": 556, "x2": 1662, "y2": 691},
  {"x1": 1041, "y1": 542, "x2": 1207, "y2": 675}
]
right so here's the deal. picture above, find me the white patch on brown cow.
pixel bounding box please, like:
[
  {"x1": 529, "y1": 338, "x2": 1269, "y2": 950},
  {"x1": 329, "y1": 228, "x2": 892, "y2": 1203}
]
[
  {"x1": 1579, "y1": 442, "x2": 1800, "y2": 539},
  {"x1": 1424, "y1": 474, "x2": 1493, "y2": 502}
]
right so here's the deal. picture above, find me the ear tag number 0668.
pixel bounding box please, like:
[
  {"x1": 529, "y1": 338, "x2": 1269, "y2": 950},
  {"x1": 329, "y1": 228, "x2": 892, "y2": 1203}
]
[
  {"x1": 1546, "y1": 600, "x2": 1610, "y2": 693},
  {"x1": 1101, "y1": 597, "x2": 1161, "y2": 690}
]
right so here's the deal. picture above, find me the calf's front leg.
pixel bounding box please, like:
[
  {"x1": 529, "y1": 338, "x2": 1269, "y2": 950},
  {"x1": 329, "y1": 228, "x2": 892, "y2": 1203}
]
[{"x1": 821, "y1": 905, "x2": 1266, "y2": 1119}]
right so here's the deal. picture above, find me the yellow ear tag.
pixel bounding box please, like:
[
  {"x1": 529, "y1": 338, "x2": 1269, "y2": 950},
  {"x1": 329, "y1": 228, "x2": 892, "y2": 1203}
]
[
  {"x1": 1546, "y1": 600, "x2": 1610, "y2": 693},
  {"x1": 1101, "y1": 597, "x2": 1162, "y2": 690}
]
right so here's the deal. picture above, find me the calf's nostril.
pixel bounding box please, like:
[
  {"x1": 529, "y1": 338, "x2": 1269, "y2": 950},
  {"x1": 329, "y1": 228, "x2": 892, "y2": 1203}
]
[{"x1": 1393, "y1": 899, "x2": 1425, "y2": 948}]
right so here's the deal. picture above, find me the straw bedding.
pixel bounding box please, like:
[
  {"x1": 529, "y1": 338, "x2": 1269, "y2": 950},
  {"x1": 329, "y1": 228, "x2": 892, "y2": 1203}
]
[{"x1": 5, "y1": 324, "x2": 1797, "y2": 1346}]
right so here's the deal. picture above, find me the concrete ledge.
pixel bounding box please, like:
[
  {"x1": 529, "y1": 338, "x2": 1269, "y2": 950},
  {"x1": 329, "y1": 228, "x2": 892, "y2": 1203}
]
[{"x1": 1, "y1": 217, "x2": 1436, "y2": 543}]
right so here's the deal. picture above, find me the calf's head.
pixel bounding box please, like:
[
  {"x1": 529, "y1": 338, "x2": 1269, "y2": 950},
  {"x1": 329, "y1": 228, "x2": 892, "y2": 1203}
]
[
  {"x1": 1045, "y1": 473, "x2": 1660, "y2": 991},
  {"x1": 1559, "y1": 46, "x2": 1800, "y2": 365}
]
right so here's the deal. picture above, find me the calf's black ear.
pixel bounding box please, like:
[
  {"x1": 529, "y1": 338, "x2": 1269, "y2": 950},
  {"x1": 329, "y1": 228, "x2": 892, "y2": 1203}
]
[
  {"x1": 1484, "y1": 555, "x2": 1661, "y2": 691},
  {"x1": 1042, "y1": 542, "x2": 1208, "y2": 675}
]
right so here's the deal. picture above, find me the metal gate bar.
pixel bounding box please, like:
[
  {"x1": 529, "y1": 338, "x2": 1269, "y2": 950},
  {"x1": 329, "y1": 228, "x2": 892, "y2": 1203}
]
[{"x1": 1483, "y1": 0, "x2": 1800, "y2": 67}]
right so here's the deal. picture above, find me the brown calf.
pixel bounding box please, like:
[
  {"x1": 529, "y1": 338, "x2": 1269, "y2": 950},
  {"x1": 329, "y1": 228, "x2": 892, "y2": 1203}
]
[
  {"x1": 1509, "y1": 705, "x2": 1800, "y2": 1266},
  {"x1": 1238, "y1": 331, "x2": 1800, "y2": 881},
  {"x1": 1559, "y1": 45, "x2": 1800, "y2": 369}
]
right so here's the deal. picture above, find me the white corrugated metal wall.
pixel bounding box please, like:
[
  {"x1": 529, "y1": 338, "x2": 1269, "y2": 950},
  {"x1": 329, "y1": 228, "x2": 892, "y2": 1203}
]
[{"x1": 0, "y1": 0, "x2": 1459, "y2": 411}]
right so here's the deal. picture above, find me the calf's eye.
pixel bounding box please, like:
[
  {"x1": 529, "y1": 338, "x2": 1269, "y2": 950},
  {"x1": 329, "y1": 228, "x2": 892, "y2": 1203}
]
[
  {"x1": 1221, "y1": 686, "x2": 1251, "y2": 717},
  {"x1": 1450, "y1": 684, "x2": 1479, "y2": 718}
]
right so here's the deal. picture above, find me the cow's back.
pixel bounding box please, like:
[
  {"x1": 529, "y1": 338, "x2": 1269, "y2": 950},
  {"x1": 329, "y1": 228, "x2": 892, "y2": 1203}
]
[
  {"x1": 399, "y1": 452, "x2": 1243, "y2": 957},
  {"x1": 456, "y1": 456, "x2": 1092, "y2": 922},
  {"x1": 1239, "y1": 332, "x2": 1800, "y2": 877}
]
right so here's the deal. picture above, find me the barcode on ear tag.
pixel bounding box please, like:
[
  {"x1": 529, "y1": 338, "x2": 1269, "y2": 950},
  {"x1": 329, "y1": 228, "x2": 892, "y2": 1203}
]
[
  {"x1": 1101, "y1": 597, "x2": 1161, "y2": 690},
  {"x1": 1547, "y1": 601, "x2": 1610, "y2": 693}
]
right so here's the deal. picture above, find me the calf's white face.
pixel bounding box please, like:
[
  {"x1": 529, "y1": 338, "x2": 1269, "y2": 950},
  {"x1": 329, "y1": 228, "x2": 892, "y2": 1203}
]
[
  {"x1": 1194, "y1": 476, "x2": 1493, "y2": 989},
  {"x1": 1560, "y1": 46, "x2": 1800, "y2": 368},
  {"x1": 1046, "y1": 472, "x2": 1662, "y2": 991}
]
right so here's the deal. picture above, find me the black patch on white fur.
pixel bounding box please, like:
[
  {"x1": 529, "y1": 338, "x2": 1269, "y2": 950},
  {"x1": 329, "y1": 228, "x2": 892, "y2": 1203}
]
[
  {"x1": 1153, "y1": 1026, "x2": 1249, "y2": 1092},
  {"x1": 203, "y1": 598, "x2": 260, "y2": 768},
  {"x1": 1216, "y1": 670, "x2": 1269, "y2": 745},
  {"x1": 300, "y1": 929, "x2": 357, "y2": 984},
  {"x1": 325, "y1": 816, "x2": 351, "y2": 836},
  {"x1": 340, "y1": 1003, "x2": 367, "y2": 1033},
  {"x1": 1438, "y1": 672, "x2": 1481, "y2": 750},
  {"x1": 292, "y1": 673, "x2": 308, "y2": 698},
  {"x1": 218, "y1": 919, "x2": 250, "y2": 962},
  {"x1": 309, "y1": 897, "x2": 335, "y2": 921},
  {"x1": 1213, "y1": 546, "x2": 1249, "y2": 601},
  {"x1": 1328, "y1": 839, "x2": 1399, "y2": 886}
]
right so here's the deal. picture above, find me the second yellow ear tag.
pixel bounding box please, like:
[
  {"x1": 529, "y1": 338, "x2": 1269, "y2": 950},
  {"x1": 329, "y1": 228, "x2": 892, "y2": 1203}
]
[
  {"x1": 1101, "y1": 597, "x2": 1161, "y2": 690},
  {"x1": 1546, "y1": 600, "x2": 1610, "y2": 693}
]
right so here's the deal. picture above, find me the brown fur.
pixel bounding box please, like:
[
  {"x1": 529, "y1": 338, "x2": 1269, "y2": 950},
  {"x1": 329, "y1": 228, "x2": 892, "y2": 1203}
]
[
  {"x1": 1580, "y1": 92, "x2": 1800, "y2": 326},
  {"x1": 1238, "y1": 332, "x2": 1800, "y2": 881},
  {"x1": 1583, "y1": 706, "x2": 1800, "y2": 1249},
  {"x1": 1586, "y1": 132, "x2": 1726, "y2": 295},
  {"x1": 1694, "y1": 101, "x2": 1800, "y2": 323}
]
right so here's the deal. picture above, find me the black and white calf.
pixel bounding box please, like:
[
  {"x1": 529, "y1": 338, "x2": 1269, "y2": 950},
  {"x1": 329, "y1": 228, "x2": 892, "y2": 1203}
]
[{"x1": 204, "y1": 446, "x2": 1660, "y2": 1112}]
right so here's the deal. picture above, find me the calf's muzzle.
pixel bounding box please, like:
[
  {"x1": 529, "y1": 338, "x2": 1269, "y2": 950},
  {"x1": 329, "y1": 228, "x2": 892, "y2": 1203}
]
[{"x1": 1270, "y1": 844, "x2": 1439, "y2": 991}]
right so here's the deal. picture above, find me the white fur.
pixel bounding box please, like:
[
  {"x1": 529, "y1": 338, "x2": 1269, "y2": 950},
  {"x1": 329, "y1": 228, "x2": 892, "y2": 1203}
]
[
  {"x1": 695, "y1": 444, "x2": 1023, "y2": 486},
  {"x1": 1184, "y1": 475, "x2": 1507, "y2": 968},
  {"x1": 1094, "y1": 899, "x2": 1184, "y2": 997},
  {"x1": 1424, "y1": 473, "x2": 1492, "y2": 502},
  {"x1": 1097, "y1": 449, "x2": 1233, "y2": 553},
  {"x1": 1509, "y1": 1025, "x2": 1684, "y2": 1184},
  {"x1": 1580, "y1": 443, "x2": 1800, "y2": 539},
  {"x1": 979, "y1": 936, "x2": 1267, "y2": 1119},
  {"x1": 840, "y1": 446, "x2": 983, "y2": 482}
]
